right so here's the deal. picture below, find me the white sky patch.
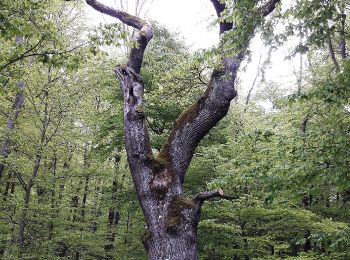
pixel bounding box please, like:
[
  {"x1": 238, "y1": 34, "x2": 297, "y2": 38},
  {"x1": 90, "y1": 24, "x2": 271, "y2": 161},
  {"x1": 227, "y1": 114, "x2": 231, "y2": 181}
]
[
  {"x1": 147, "y1": 0, "x2": 219, "y2": 50},
  {"x1": 85, "y1": 0, "x2": 300, "y2": 99}
]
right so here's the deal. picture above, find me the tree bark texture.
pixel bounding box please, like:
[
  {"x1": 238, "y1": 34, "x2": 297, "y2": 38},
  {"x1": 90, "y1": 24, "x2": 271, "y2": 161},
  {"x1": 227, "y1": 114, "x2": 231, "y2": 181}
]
[{"x1": 86, "y1": 0, "x2": 280, "y2": 259}]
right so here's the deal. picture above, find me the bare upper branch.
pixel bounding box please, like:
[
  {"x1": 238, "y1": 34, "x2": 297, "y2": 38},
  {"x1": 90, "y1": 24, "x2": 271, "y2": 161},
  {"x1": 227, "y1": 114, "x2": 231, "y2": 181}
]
[
  {"x1": 193, "y1": 188, "x2": 239, "y2": 208},
  {"x1": 86, "y1": 0, "x2": 146, "y2": 29},
  {"x1": 86, "y1": 0, "x2": 153, "y2": 73},
  {"x1": 194, "y1": 188, "x2": 225, "y2": 202}
]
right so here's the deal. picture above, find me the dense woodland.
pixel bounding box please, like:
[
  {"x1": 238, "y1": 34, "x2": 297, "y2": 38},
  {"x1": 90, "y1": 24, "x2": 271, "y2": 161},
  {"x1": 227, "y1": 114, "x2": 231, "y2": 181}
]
[{"x1": 1, "y1": 0, "x2": 350, "y2": 259}]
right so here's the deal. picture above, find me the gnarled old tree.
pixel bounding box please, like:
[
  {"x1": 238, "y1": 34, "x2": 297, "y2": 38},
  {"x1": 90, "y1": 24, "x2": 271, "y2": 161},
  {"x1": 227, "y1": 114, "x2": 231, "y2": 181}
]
[{"x1": 86, "y1": 0, "x2": 280, "y2": 259}]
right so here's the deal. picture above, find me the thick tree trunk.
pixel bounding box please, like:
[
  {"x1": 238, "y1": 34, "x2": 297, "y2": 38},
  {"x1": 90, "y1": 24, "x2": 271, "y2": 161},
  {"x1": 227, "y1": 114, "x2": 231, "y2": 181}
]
[
  {"x1": 146, "y1": 196, "x2": 200, "y2": 259},
  {"x1": 86, "y1": 0, "x2": 280, "y2": 258}
]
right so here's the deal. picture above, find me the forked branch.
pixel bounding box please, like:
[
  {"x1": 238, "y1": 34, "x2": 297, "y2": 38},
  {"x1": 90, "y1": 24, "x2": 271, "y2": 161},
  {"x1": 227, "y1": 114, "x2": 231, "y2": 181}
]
[{"x1": 163, "y1": 0, "x2": 281, "y2": 184}]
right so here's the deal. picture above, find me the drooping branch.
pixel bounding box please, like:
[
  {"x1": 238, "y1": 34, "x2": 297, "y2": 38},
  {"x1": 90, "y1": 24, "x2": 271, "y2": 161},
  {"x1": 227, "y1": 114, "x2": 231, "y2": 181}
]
[{"x1": 86, "y1": 0, "x2": 145, "y2": 29}]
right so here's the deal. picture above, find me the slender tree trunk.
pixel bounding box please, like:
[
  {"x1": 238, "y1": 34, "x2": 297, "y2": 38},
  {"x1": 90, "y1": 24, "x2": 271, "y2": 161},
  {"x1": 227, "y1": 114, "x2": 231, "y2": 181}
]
[
  {"x1": 18, "y1": 181, "x2": 32, "y2": 248},
  {"x1": 327, "y1": 35, "x2": 340, "y2": 71},
  {"x1": 0, "y1": 82, "x2": 26, "y2": 180},
  {"x1": 18, "y1": 66, "x2": 51, "y2": 251},
  {"x1": 81, "y1": 145, "x2": 90, "y2": 222},
  {"x1": 245, "y1": 46, "x2": 263, "y2": 107},
  {"x1": 339, "y1": 1, "x2": 347, "y2": 59},
  {"x1": 81, "y1": 176, "x2": 89, "y2": 221},
  {"x1": 18, "y1": 155, "x2": 41, "y2": 249},
  {"x1": 105, "y1": 156, "x2": 121, "y2": 253},
  {"x1": 49, "y1": 155, "x2": 57, "y2": 240},
  {"x1": 297, "y1": 28, "x2": 303, "y2": 95}
]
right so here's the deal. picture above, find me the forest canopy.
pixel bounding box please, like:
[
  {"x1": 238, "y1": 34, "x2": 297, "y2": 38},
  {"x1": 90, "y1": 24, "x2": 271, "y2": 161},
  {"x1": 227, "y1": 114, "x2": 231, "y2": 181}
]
[{"x1": 0, "y1": 0, "x2": 350, "y2": 259}]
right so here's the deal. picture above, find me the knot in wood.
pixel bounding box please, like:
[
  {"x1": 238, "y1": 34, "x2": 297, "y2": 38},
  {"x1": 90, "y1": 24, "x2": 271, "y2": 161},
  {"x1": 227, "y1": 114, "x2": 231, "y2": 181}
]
[{"x1": 150, "y1": 168, "x2": 173, "y2": 199}]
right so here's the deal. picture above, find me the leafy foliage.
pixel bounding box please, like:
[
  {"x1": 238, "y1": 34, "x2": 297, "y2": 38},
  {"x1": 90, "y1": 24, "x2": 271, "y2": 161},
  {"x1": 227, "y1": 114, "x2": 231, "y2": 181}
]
[{"x1": 1, "y1": 0, "x2": 350, "y2": 259}]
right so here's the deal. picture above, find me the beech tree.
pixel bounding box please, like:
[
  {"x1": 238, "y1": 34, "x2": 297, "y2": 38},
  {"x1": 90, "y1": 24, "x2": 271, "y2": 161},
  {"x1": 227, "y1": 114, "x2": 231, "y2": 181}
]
[{"x1": 86, "y1": 0, "x2": 280, "y2": 259}]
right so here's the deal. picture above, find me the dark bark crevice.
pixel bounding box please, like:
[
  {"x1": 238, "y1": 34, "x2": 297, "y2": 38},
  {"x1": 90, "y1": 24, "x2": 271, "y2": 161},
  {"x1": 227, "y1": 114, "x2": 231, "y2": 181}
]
[{"x1": 300, "y1": 116, "x2": 309, "y2": 135}]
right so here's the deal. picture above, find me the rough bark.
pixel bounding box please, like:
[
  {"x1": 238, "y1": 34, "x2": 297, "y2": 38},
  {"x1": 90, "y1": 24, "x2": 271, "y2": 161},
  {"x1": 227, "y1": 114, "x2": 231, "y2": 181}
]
[{"x1": 86, "y1": 0, "x2": 280, "y2": 259}]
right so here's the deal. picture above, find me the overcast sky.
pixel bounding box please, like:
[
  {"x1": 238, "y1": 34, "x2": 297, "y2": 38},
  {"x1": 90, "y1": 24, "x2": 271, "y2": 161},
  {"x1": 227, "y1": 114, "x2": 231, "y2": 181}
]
[
  {"x1": 147, "y1": 0, "x2": 219, "y2": 50},
  {"x1": 86, "y1": 0, "x2": 300, "y2": 102},
  {"x1": 86, "y1": 0, "x2": 219, "y2": 49}
]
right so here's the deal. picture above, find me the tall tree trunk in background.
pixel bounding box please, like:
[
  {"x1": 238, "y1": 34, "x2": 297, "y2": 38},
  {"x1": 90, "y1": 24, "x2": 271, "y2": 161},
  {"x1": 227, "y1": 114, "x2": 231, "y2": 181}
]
[
  {"x1": 49, "y1": 154, "x2": 58, "y2": 240},
  {"x1": 0, "y1": 35, "x2": 26, "y2": 181},
  {"x1": 245, "y1": 47, "x2": 263, "y2": 107},
  {"x1": 80, "y1": 145, "x2": 90, "y2": 222},
  {"x1": 327, "y1": 35, "x2": 340, "y2": 71},
  {"x1": 339, "y1": 0, "x2": 347, "y2": 59},
  {"x1": 297, "y1": 23, "x2": 303, "y2": 95},
  {"x1": 86, "y1": 0, "x2": 280, "y2": 258},
  {"x1": 105, "y1": 155, "x2": 121, "y2": 254},
  {"x1": 0, "y1": 81, "x2": 25, "y2": 181},
  {"x1": 18, "y1": 67, "x2": 51, "y2": 251}
]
